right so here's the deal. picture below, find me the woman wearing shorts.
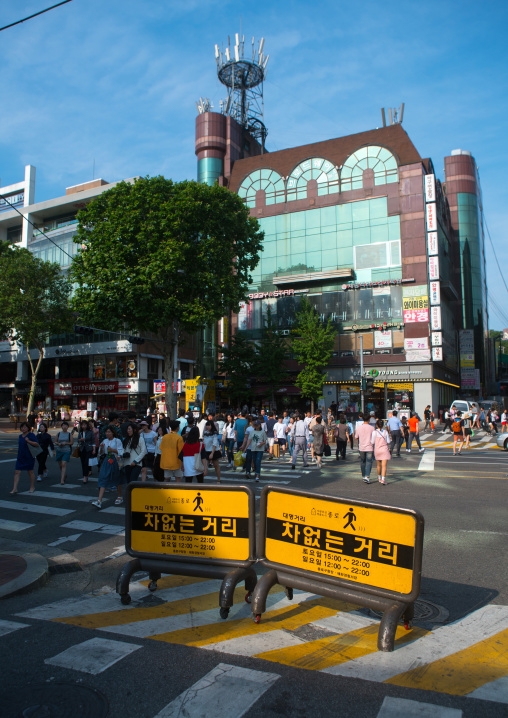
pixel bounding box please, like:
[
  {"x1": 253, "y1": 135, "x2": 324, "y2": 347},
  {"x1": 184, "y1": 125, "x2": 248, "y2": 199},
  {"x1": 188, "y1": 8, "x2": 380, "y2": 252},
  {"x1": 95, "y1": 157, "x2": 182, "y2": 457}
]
[
  {"x1": 140, "y1": 421, "x2": 157, "y2": 481},
  {"x1": 274, "y1": 416, "x2": 288, "y2": 461},
  {"x1": 55, "y1": 421, "x2": 73, "y2": 485},
  {"x1": 202, "y1": 420, "x2": 221, "y2": 483},
  {"x1": 452, "y1": 411, "x2": 465, "y2": 455}
]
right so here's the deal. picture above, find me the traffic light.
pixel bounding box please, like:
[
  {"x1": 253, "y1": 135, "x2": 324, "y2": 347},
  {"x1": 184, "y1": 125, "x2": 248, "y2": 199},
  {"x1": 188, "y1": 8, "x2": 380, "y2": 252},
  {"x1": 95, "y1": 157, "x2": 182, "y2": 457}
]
[
  {"x1": 365, "y1": 377, "x2": 375, "y2": 393},
  {"x1": 128, "y1": 336, "x2": 145, "y2": 345},
  {"x1": 74, "y1": 325, "x2": 94, "y2": 335}
]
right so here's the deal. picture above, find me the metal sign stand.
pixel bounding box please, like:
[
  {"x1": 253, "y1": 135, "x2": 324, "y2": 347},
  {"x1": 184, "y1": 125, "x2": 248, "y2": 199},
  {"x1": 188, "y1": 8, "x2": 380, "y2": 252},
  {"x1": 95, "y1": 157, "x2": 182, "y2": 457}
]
[
  {"x1": 252, "y1": 486, "x2": 424, "y2": 652},
  {"x1": 117, "y1": 483, "x2": 257, "y2": 619}
]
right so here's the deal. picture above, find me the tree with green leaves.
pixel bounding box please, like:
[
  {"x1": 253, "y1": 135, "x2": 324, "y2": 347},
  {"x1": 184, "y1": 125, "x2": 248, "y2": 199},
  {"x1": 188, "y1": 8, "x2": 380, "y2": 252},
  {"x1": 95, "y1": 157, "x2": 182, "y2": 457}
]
[
  {"x1": 217, "y1": 332, "x2": 256, "y2": 407},
  {"x1": 70, "y1": 177, "x2": 263, "y2": 414},
  {"x1": 291, "y1": 297, "x2": 336, "y2": 411},
  {"x1": 0, "y1": 247, "x2": 73, "y2": 418},
  {"x1": 254, "y1": 306, "x2": 289, "y2": 409}
]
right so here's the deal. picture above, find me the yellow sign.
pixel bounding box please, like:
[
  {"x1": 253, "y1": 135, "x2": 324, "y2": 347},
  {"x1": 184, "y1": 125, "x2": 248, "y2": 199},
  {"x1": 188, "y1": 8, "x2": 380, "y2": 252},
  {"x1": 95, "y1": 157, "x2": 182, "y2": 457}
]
[
  {"x1": 185, "y1": 377, "x2": 216, "y2": 409},
  {"x1": 402, "y1": 296, "x2": 428, "y2": 310},
  {"x1": 265, "y1": 491, "x2": 417, "y2": 595},
  {"x1": 129, "y1": 486, "x2": 250, "y2": 561}
]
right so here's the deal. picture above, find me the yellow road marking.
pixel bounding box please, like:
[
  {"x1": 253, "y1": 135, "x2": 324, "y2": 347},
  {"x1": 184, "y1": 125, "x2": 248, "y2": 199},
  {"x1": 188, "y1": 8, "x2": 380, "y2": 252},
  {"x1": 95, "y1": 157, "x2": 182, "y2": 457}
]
[
  {"x1": 54, "y1": 585, "x2": 250, "y2": 629},
  {"x1": 255, "y1": 623, "x2": 428, "y2": 670},
  {"x1": 150, "y1": 597, "x2": 358, "y2": 647},
  {"x1": 386, "y1": 627, "x2": 508, "y2": 694}
]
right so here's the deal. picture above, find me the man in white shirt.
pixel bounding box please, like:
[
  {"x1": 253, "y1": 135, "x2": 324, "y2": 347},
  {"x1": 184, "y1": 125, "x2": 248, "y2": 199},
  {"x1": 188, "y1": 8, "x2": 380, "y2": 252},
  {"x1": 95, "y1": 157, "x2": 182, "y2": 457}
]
[
  {"x1": 291, "y1": 414, "x2": 310, "y2": 469},
  {"x1": 274, "y1": 416, "x2": 288, "y2": 461}
]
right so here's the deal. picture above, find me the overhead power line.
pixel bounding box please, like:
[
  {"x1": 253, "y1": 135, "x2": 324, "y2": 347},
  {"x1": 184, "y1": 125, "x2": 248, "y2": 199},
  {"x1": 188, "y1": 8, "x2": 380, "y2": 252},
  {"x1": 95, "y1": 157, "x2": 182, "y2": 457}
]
[{"x1": 0, "y1": 1, "x2": 73, "y2": 32}]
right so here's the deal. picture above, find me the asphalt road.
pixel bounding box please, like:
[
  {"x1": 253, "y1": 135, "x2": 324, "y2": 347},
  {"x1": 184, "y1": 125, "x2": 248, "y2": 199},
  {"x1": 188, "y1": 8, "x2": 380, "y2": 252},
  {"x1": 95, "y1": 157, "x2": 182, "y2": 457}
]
[{"x1": 0, "y1": 429, "x2": 507, "y2": 717}]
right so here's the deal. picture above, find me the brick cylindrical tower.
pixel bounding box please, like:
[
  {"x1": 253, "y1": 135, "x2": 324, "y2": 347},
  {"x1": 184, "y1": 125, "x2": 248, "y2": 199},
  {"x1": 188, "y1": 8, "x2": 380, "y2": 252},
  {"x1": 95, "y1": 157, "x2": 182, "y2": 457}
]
[{"x1": 195, "y1": 112, "x2": 227, "y2": 186}]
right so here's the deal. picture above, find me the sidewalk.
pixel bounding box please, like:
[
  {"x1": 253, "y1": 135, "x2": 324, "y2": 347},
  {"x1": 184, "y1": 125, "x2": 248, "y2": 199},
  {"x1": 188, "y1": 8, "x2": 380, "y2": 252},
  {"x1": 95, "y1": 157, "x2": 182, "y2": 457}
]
[{"x1": 0, "y1": 551, "x2": 49, "y2": 599}]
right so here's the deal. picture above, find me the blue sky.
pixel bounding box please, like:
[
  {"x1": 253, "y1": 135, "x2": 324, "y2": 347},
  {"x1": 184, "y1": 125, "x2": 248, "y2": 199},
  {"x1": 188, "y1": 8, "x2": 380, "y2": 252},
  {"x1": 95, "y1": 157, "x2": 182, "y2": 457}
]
[{"x1": 1, "y1": 0, "x2": 507, "y2": 326}]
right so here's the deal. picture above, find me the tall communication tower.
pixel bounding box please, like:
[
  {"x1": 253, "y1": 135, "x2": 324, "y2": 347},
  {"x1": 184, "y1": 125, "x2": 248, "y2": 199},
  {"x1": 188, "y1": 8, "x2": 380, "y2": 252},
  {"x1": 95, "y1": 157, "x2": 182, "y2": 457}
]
[{"x1": 214, "y1": 33, "x2": 269, "y2": 151}]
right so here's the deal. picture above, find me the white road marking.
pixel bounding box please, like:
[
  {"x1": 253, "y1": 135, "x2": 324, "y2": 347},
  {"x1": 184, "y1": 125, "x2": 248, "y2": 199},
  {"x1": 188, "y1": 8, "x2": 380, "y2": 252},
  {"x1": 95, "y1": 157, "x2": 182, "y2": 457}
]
[
  {"x1": 376, "y1": 696, "x2": 462, "y2": 717},
  {"x1": 48, "y1": 533, "x2": 82, "y2": 547},
  {"x1": 152, "y1": 662, "x2": 279, "y2": 718},
  {"x1": 322, "y1": 604, "x2": 508, "y2": 680},
  {"x1": 468, "y1": 675, "x2": 508, "y2": 704},
  {"x1": 50, "y1": 483, "x2": 81, "y2": 488},
  {"x1": 310, "y1": 612, "x2": 378, "y2": 633},
  {"x1": 202, "y1": 629, "x2": 305, "y2": 657},
  {"x1": 44, "y1": 637, "x2": 141, "y2": 674},
  {"x1": 418, "y1": 449, "x2": 435, "y2": 471},
  {"x1": 0, "y1": 458, "x2": 16, "y2": 463},
  {"x1": 459, "y1": 530, "x2": 508, "y2": 535},
  {"x1": 61, "y1": 520, "x2": 124, "y2": 534},
  {"x1": 99, "y1": 590, "x2": 318, "y2": 638},
  {"x1": 103, "y1": 546, "x2": 127, "y2": 560},
  {"x1": 0, "y1": 500, "x2": 74, "y2": 516},
  {"x1": 0, "y1": 518, "x2": 35, "y2": 532},
  {"x1": 0, "y1": 619, "x2": 30, "y2": 637},
  {"x1": 20, "y1": 490, "x2": 96, "y2": 503},
  {"x1": 101, "y1": 506, "x2": 125, "y2": 515}
]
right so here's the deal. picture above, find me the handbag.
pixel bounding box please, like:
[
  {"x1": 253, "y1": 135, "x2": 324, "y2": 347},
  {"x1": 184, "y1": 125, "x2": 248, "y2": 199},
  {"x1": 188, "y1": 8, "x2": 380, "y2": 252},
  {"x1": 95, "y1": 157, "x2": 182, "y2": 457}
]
[
  {"x1": 194, "y1": 443, "x2": 205, "y2": 472},
  {"x1": 71, "y1": 446, "x2": 80, "y2": 459},
  {"x1": 88, "y1": 456, "x2": 98, "y2": 467},
  {"x1": 28, "y1": 442, "x2": 43, "y2": 458}
]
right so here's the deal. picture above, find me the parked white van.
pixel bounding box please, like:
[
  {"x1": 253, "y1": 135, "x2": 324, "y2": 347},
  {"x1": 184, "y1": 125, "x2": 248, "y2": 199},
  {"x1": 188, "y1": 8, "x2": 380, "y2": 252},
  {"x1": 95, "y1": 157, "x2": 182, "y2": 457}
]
[{"x1": 449, "y1": 399, "x2": 479, "y2": 416}]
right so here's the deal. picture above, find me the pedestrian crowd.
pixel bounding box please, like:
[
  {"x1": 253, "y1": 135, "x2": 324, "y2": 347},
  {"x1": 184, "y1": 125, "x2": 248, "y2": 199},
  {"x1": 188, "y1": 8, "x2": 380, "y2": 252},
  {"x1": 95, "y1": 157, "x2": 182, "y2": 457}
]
[{"x1": 9, "y1": 401, "x2": 504, "y2": 498}]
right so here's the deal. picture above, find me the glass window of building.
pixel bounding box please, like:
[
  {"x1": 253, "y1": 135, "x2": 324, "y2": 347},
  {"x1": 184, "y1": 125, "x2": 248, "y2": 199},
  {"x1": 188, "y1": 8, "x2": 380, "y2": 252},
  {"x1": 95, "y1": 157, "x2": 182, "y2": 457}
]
[
  {"x1": 238, "y1": 168, "x2": 285, "y2": 208},
  {"x1": 340, "y1": 146, "x2": 398, "y2": 191},
  {"x1": 287, "y1": 158, "x2": 339, "y2": 201},
  {"x1": 93, "y1": 355, "x2": 106, "y2": 379}
]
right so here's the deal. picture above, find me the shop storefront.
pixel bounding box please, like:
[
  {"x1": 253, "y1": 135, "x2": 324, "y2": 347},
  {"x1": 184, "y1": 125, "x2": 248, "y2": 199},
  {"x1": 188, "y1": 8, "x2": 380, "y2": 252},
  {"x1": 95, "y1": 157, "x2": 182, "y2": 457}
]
[
  {"x1": 53, "y1": 380, "x2": 149, "y2": 416},
  {"x1": 323, "y1": 363, "x2": 458, "y2": 417}
]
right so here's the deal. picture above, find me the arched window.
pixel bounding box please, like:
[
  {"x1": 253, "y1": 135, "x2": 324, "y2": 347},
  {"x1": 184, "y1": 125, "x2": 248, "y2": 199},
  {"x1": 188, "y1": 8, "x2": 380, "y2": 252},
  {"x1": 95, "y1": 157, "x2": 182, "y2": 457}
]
[
  {"x1": 340, "y1": 146, "x2": 398, "y2": 191},
  {"x1": 237, "y1": 168, "x2": 285, "y2": 208},
  {"x1": 286, "y1": 158, "x2": 339, "y2": 201}
]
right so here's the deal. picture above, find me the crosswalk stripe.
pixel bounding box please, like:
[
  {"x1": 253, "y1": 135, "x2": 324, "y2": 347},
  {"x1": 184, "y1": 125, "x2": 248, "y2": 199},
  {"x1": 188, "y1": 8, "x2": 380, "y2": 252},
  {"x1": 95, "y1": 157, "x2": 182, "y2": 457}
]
[
  {"x1": 254, "y1": 622, "x2": 428, "y2": 670},
  {"x1": 20, "y1": 490, "x2": 95, "y2": 503},
  {"x1": 16, "y1": 576, "x2": 207, "y2": 621},
  {"x1": 44, "y1": 636, "x2": 141, "y2": 674},
  {"x1": 0, "y1": 518, "x2": 35, "y2": 531},
  {"x1": 0, "y1": 499, "x2": 74, "y2": 516},
  {"x1": 202, "y1": 629, "x2": 306, "y2": 657},
  {"x1": 56, "y1": 582, "x2": 248, "y2": 629},
  {"x1": 0, "y1": 619, "x2": 30, "y2": 636},
  {"x1": 387, "y1": 626, "x2": 508, "y2": 696},
  {"x1": 321, "y1": 604, "x2": 508, "y2": 681},
  {"x1": 418, "y1": 449, "x2": 435, "y2": 471},
  {"x1": 376, "y1": 696, "x2": 462, "y2": 717},
  {"x1": 61, "y1": 520, "x2": 124, "y2": 534},
  {"x1": 148, "y1": 595, "x2": 356, "y2": 647},
  {"x1": 467, "y1": 674, "x2": 508, "y2": 704},
  {"x1": 152, "y1": 662, "x2": 279, "y2": 718}
]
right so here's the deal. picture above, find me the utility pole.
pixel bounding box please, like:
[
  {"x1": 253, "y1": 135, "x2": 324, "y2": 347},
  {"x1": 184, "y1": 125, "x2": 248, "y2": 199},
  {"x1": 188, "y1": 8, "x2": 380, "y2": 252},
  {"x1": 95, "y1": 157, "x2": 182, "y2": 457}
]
[{"x1": 360, "y1": 335, "x2": 365, "y2": 414}]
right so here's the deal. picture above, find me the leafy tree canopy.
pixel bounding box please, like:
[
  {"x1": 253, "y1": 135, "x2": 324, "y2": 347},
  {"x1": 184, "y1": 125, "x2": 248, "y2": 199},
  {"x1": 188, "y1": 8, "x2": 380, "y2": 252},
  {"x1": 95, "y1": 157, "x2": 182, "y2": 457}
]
[
  {"x1": 217, "y1": 332, "x2": 256, "y2": 407},
  {"x1": 292, "y1": 297, "x2": 336, "y2": 407},
  {"x1": 69, "y1": 177, "x2": 264, "y2": 411},
  {"x1": 0, "y1": 246, "x2": 73, "y2": 416}
]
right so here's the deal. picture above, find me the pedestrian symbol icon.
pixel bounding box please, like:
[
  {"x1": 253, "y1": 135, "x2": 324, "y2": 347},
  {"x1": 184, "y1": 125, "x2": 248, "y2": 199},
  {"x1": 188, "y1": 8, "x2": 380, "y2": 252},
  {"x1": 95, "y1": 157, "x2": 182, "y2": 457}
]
[
  {"x1": 193, "y1": 493, "x2": 204, "y2": 512},
  {"x1": 343, "y1": 508, "x2": 356, "y2": 530}
]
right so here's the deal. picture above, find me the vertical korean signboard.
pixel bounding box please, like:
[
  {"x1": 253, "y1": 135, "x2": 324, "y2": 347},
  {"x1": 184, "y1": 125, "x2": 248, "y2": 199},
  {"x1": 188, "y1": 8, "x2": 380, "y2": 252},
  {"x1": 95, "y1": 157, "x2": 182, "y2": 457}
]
[
  {"x1": 459, "y1": 329, "x2": 478, "y2": 389},
  {"x1": 425, "y1": 173, "x2": 442, "y2": 364}
]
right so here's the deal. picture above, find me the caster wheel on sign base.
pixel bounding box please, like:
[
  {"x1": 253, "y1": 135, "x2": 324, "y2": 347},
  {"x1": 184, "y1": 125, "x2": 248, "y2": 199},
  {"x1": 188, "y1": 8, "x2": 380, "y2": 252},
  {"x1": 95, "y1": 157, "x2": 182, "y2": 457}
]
[
  {"x1": 120, "y1": 594, "x2": 131, "y2": 605},
  {"x1": 254, "y1": 614, "x2": 261, "y2": 624},
  {"x1": 245, "y1": 592, "x2": 252, "y2": 604},
  {"x1": 148, "y1": 580, "x2": 157, "y2": 592},
  {"x1": 285, "y1": 587, "x2": 293, "y2": 600},
  {"x1": 219, "y1": 607, "x2": 230, "y2": 619},
  {"x1": 404, "y1": 621, "x2": 412, "y2": 630}
]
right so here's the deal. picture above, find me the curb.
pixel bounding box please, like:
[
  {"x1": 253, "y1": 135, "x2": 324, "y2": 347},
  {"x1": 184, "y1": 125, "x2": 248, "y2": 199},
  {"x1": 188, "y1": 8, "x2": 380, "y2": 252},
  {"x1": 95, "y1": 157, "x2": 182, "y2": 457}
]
[{"x1": 0, "y1": 552, "x2": 49, "y2": 599}]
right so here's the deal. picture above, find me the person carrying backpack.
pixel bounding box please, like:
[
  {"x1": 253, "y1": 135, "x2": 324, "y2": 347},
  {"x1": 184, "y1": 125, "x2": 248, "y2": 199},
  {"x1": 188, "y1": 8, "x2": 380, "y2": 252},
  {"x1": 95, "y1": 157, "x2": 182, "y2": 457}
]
[{"x1": 452, "y1": 411, "x2": 465, "y2": 455}]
